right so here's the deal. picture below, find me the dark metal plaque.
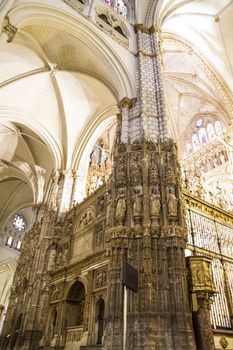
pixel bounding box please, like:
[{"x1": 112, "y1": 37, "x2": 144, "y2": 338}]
[{"x1": 122, "y1": 261, "x2": 138, "y2": 292}]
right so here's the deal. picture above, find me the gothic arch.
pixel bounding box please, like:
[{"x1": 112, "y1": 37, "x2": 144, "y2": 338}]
[
  {"x1": 0, "y1": 111, "x2": 63, "y2": 169},
  {"x1": 65, "y1": 281, "x2": 86, "y2": 328},
  {"x1": 75, "y1": 206, "x2": 96, "y2": 230},
  {"x1": 95, "y1": 297, "x2": 105, "y2": 345}
]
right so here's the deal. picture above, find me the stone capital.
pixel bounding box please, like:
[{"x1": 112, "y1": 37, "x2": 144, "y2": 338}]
[
  {"x1": 118, "y1": 97, "x2": 136, "y2": 110},
  {"x1": 134, "y1": 24, "x2": 161, "y2": 35}
]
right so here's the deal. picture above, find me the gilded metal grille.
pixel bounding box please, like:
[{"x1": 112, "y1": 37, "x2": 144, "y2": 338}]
[
  {"x1": 186, "y1": 202, "x2": 233, "y2": 329},
  {"x1": 210, "y1": 259, "x2": 231, "y2": 329}
]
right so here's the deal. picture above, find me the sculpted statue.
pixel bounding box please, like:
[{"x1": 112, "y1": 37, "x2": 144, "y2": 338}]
[
  {"x1": 62, "y1": 245, "x2": 69, "y2": 265},
  {"x1": 132, "y1": 188, "x2": 142, "y2": 216},
  {"x1": 98, "y1": 195, "x2": 105, "y2": 214},
  {"x1": 149, "y1": 163, "x2": 159, "y2": 184},
  {"x1": 167, "y1": 187, "x2": 178, "y2": 217},
  {"x1": 131, "y1": 157, "x2": 141, "y2": 185},
  {"x1": 117, "y1": 156, "x2": 126, "y2": 186},
  {"x1": 192, "y1": 264, "x2": 204, "y2": 285},
  {"x1": 106, "y1": 191, "x2": 112, "y2": 226},
  {"x1": 56, "y1": 248, "x2": 63, "y2": 267},
  {"x1": 48, "y1": 246, "x2": 56, "y2": 270},
  {"x1": 116, "y1": 189, "x2": 126, "y2": 225},
  {"x1": 150, "y1": 187, "x2": 161, "y2": 217},
  {"x1": 96, "y1": 225, "x2": 104, "y2": 246},
  {"x1": 96, "y1": 271, "x2": 106, "y2": 288}
]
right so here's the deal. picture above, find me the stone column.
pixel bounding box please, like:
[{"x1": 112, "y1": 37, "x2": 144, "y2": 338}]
[
  {"x1": 187, "y1": 256, "x2": 216, "y2": 350},
  {"x1": 59, "y1": 169, "x2": 75, "y2": 215},
  {"x1": 105, "y1": 23, "x2": 197, "y2": 350},
  {"x1": 70, "y1": 170, "x2": 79, "y2": 208},
  {"x1": 119, "y1": 97, "x2": 130, "y2": 143}
]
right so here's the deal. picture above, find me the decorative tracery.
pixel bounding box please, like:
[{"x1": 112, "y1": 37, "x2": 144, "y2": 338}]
[{"x1": 96, "y1": 6, "x2": 129, "y2": 48}]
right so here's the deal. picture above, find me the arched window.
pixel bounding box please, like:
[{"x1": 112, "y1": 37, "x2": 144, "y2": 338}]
[
  {"x1": 114, "y1": 0, "x2": 127, "y2": 18},
  {"x1": 199, "y1": 127, "x2": 207, "y2": 146},
  {"x1": 192, "y1": 134, "x2": 200, "y2": 152},
  {"x1": 207, "y1": 123, "x2": 215, "y2": 141},
  {"x1": 185, "y1": 117, "x2": 226, "y2": 157},
  {"x1": 215, "y1": 121, "x2": 223, "y2": 136},
  {"x1": 104, "y1": 0, "x2": 128, "y2": 19},
  {"x1": 185, "y1": 140, "x2": 192, "y2": 155}
]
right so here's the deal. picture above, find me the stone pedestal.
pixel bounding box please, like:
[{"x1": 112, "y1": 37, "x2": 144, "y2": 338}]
[{"x1": 187, "y1": 256, "x2": 216, "y2": 350}]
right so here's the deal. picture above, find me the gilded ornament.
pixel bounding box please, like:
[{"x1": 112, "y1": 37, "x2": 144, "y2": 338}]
[{"x1": 219, "y1": 336, "x2": 228, "y2": 349}]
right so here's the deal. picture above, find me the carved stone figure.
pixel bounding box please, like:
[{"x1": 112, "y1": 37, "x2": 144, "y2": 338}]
[
  {"x1": 96, "y1": 271, "x2": 106, "y2": 288},
  {"x1": 96, "y1": 224, "x2": 104, "y2": 247},
  {"x1": 149, "y1": 162, "x2": 159, "y2": 184},
  {"x1": 62, "y1": 245, "x2": 69, "y2": 265},
  {"x1": 79, "y1": 211, "x2": 93, "y2": 227},
  {"x1": 132, "y1": 188, "x2": 142, "y2": 216},
  {"x1": 106, "y1": 191, "x2": 112, "y2": 227},
  {"x1": 131, "y1": 158, "x2": 141, "y2": 185},
  {"x1": 48, "y1": 246, "x2": 56, "y2": 270},
  {"x1": 150, "y1": 187, "x2": 161, "y2": 217},
  {"x1": 117, "y1": 157, "x2": 126, "y2": 186},
  {"x1": 167, "y1": 187, "x2": 178, "y2": 217},
  {"x1": 97, "y1": 195, "x2": 105, "y2": 215},
  {"x1": 116, "y1": 189, "x2": 126, "y2": 225},
  {"x1": 56, "y1": 248, "x2": 63, "y2": 267},
  {"x1": 192, "y1": 264, "x2": 204, "y2": 285}
]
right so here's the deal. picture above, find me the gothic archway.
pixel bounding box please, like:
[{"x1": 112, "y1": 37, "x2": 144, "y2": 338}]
[
  {"x1": 96, "y1": 298, "x2": 105, "y2": 345},
  {"x1": 65, "y1": 281, "x2": 86, "y2": 327}
]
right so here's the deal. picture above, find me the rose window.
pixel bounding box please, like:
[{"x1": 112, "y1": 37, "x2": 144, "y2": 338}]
[{"x1": 12, "y1": 214, "x2": 26, "y2": 232}]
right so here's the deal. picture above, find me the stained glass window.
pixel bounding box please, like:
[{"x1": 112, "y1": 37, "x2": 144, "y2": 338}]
[
  {"x1": 207, "y1": 123, "x2": 215, "y2": 140},
  {"x1": 16, "y1": 241, "x2": 22, "y2": 251},
  {"x1": 104, "y1": 0, "x2": 127, "y2": 19},
  {"x1": 199, "y1": 127, "x2": 207, "y2": 146},
  {"x1": 192, "y1": 134, "x2": 200, "y2": 152},
  {"x1": 196, "y1": 118, "x2": 204, "y2": 127},
  {"x1": 12, "y1": 214, "x2": 26, "y2": 232},
  {"x1": 185, "y1": 119, "x2": 225, "y2": 156},
  {"x1": 215, "y1": 121, "x2": 223, "y2": 136},
  {"x1": 6, "y1": 236, "x2": 13, "y2": 247},
  {"x1": 185, "y1": 140, "x2": 192, "y2": 155},
  {"x1": 115, "y1": 0, "x2": 127, "y2": 18}
]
